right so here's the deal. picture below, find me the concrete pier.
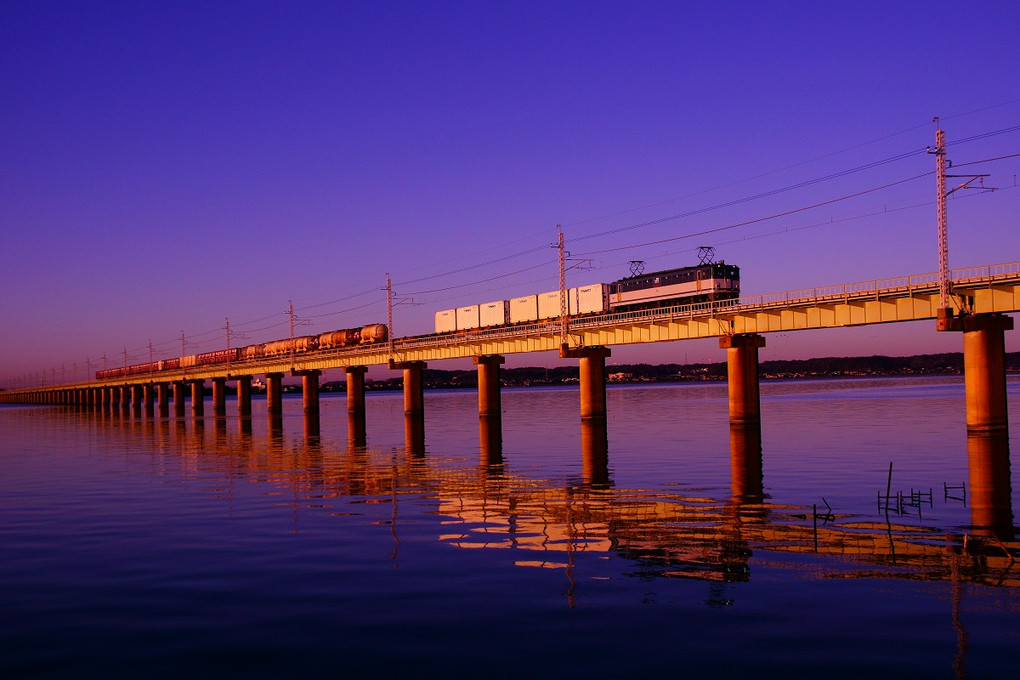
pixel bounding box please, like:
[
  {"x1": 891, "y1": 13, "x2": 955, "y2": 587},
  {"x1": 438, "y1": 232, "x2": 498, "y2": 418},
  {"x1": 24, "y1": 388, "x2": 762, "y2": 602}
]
[
  {"x1": 474, "y1": 355, "x2": 504, "y2": 418},
  {"x1": 235, "y1": 376, "x2": 252, "y2": 418},
  {"x1": 211, "y1": 377, "x2": 227, "y2": 417},
  {"x1": 119, "y1": 385, "x2": 130, "y2": 415},
  {"x1": 173, "y1": 381, "x2": 186, "y2": 418},
  {"x1": 720, "y1": 333, "x2": 766, "y2": 425},
  {"x1": 190, "y1": 379, "x2": 205, "y2": 417},
  {"x1": 131, "y1": 384, "x2": 142, "y2": 416},
  {"x1": 109, "y1": 386, "x2": 120, "y2": 414},
  {"x1": 938, "y1": 311, "x2": 1013, "y2": 433},
  {"x1": 346, "y1": 366, "x2": 367, "y2": 446},
  {"x1": 266, "y1": 373, "x2": 284, "y2": 418},
  {"x1": 157, "y1": 383, "x2": 169, "y2": 417},
  {"x1": 143, "y1": 383, "x2": 154, "y2": 418},
  {"x1": 390, "y1": 360, "x2": 426, "y2": 416},
  {"x1": 293, "y1": 369, "x2": 321, "y2": 439},
  {"x1": 560, "y1": 345, "x2": 611, "y2": 421},
  {"x1": 294, "y1": 370, "x2": 321, "y2": 415}
]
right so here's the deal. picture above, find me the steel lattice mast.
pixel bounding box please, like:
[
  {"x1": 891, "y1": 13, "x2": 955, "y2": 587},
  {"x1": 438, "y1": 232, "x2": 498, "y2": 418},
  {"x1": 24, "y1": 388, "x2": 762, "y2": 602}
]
[
  {"x1": 386, "y1": 273, "x2": 394, "y2": 357},
  {"x1": 933, "y1": 119, "x2": 949, "y2": 309},
  {"x1": 556, "y1": 225, "x2": 567, "y2": 346}
]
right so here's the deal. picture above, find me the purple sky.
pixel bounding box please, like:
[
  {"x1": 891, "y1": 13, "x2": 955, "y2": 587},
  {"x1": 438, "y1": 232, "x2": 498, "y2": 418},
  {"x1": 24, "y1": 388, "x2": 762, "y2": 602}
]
[{"x1": 3, "y1": 1, "x2": 1019, "y2": 386}]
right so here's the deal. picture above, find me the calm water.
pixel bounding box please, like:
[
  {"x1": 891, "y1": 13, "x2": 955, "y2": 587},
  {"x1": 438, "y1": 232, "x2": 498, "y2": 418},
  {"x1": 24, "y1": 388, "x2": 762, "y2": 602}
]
[{"x1": 1, "y1": 376, "x2": 1018, "y2": 678}]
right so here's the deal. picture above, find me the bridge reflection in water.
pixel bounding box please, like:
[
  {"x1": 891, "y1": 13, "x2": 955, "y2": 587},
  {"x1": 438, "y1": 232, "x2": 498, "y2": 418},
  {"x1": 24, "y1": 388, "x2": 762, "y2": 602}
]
[{"x1": 124, "y1": 404, "x2": 1017, "y2": 592}]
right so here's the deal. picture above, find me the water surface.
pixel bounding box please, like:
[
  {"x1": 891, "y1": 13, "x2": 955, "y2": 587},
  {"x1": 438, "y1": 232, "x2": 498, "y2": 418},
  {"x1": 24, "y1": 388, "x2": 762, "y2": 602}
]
[{"x1": 1, "y1": 376, "x2": 1017, "y2": 678}]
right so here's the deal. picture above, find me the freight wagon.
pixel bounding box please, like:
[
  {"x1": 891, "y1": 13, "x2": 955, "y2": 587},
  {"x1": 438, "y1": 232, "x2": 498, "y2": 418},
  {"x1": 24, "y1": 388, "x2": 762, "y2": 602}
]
[{"x1": 433, "y1": 261, "x2": 739, "y2": 334}]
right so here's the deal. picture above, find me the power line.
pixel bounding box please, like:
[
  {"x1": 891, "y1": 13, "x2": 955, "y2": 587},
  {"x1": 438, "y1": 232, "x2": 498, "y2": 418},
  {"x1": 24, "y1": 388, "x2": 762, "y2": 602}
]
[{"x1": 573, "y1": 171, "x2": 934, "y2": 258}]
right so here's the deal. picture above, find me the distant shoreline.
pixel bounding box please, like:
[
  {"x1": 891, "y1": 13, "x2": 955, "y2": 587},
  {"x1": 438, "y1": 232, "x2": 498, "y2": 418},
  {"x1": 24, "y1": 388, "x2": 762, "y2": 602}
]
[{"x1": 317, "y1": 351, "x2": 1020, "y2": 392}]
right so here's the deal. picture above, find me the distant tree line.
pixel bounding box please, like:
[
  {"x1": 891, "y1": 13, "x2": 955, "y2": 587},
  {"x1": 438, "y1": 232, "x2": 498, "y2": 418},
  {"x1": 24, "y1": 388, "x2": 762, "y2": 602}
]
[{"x1": 316, "y1": 351, "x2": 1020, "y2": 391}]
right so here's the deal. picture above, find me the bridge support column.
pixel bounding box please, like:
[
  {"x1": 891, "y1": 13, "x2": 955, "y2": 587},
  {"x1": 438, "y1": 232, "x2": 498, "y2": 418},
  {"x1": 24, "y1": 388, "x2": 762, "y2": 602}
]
[
  {"x1": 294, "y1": 369, "x2": 321, "y2": 439},
  {"x1": 474, "y1": 355, "x2": 505, "y2": 464},
  {"x1": 293, "y1": 370, "x2": 321, "y2": 416},
  {"x1": 191, "y1": 380, "x2": 205, "y2": 417},
  {"x1": 938, "y1": 311, "x2": 1013, "y2": 433},
  {"x1": 235, "y1": 376, "x2": 252, "y2": 418},
  {"x1": 143, "y1": 383, "x2": 154, "y2": 418},
  {"x1": 390, "y1": 360, "x2": 426, "y2": 416},
  {"x1": 391, "y1": 361, "x2": 427, "y2": 453},
  {"x1": 130, "y1": 384, "x2": 143, "y2": 416},
  {"x1": 346, "y1": 366, "x2": 367, "y2": 446},
  {"x1": 211, "y1": 377, "x2": 227, "y2": 417},
  {"x1": 109, "y1": 386, "x2": 121, "y2": 414},
  {"x1": 474, "y1": 355, "x2": 504, "y2": 418},
  {"x1": 119, "y1": 385, "x2": 131, "y2": 415},
  {"x1": 720, "y1": 333, "x2": 766, "y2": 425},
  {"x1": 157, "y1": 383, "x2": 169, "y2": 417},
  {"x1": 266, "y1": 373, "x2": 284, "y2": 418},
  {"x1": 560, "y1": 345, "x2": 611, "y2": 422},
  {"x1": 173, "y1": 381, "x2": 187, "y2": 418}
]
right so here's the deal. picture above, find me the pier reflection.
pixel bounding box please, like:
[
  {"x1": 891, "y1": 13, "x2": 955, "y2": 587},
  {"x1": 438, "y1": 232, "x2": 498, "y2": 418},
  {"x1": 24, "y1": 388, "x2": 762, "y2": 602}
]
[
  {"x1": 304, "y1": 412, "x2": 320, "y2": 444},
  {"x1": 404, "y1": 414, "x2": 425, "y2": 457},
  {"x1": 729, "y1": 422, "x2": 763, "y2": 503},
  {"x1": 479, "y1": 415, "x2": 502, "y2": 467},
  {"x1": 580, "y1": 420, "x2": 609, "y2": 488},
  {"x1": 348, "y1": 411, "x2": 367, "y2": 449},
  {"x1": 112, "y1": 408, "x2": 1019, "y2": 593},
  {"x1": 967, "y1": 430, "x2": 1014, "y2": 541}
]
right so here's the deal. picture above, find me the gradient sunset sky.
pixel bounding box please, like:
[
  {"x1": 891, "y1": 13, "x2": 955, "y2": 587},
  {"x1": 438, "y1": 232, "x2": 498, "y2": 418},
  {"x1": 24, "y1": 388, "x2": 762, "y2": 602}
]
[{"x1": 3, "y1": 1, "x2": 1019, "y2": 385}]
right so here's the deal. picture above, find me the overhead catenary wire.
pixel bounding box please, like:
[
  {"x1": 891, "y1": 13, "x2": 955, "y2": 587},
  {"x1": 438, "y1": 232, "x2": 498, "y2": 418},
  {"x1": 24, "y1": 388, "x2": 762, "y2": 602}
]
[
  {"x1": 20, "y1": 120, "x2": 1020, "y2": 386},
  {"x1": 137, "y1": 146, "x2": 1020, "y2": 358}
]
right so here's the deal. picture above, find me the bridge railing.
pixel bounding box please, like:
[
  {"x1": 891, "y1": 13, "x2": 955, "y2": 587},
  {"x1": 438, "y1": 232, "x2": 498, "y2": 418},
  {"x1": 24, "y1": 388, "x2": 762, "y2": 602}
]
[
  {"x1": 11, "y1": 263, "x2": 1020, "y2": 389},
  {"x1": 312, "y1": 260, "x2": 1020, "y2": 355},
  {"x1": 731, "y1": 262, "x2": 1020, "y2": 311}
]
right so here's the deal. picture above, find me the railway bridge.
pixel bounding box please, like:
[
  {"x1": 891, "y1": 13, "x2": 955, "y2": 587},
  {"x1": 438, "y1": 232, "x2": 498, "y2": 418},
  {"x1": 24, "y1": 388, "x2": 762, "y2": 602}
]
[{"x1": 4, "y1": 261, "x2": 1020, "y2": 439}]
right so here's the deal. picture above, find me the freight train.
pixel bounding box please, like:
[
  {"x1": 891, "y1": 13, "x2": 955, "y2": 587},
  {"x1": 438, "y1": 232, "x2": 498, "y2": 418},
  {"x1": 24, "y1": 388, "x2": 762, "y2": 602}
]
[
  {"x1": 435, "y1": 261, "x2": 740, "y2": 333},
  {"x1": 95, "y1": 324, "x2": 388, "y2": 380}
]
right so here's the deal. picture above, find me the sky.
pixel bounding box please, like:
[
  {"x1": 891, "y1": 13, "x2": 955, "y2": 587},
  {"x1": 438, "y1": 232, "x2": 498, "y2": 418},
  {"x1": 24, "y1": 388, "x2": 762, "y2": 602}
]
[{"x1": 3, "y1": 1, "x2": 1020, "y2": 387}]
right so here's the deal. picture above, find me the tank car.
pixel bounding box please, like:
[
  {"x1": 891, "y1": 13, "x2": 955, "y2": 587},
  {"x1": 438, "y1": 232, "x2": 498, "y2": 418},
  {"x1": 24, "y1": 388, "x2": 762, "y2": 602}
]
[
  {"x1": 359, "y1": 323, "x2": 388, "y2": 343},
  {"x1": 262, "y1": 335, "x2": 319, "y2": 357},
  {"x1": 318, "y1": 328, "x2": 362, "y2": 350}
]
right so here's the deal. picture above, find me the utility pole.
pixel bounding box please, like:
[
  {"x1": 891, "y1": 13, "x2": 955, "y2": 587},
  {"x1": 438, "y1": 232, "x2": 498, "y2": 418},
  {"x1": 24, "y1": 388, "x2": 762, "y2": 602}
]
[
  {"x1": 556, "y1": 225, "x2": 567, "y2": 346},
  {"x1": 929, "y1": 118, "x2": 992, "y2": 314},
  {"x1": 386, "y1": 274, "x2": 394, "y2": 356},
  {"x1": 931, "y1": 118, "x2": 950, "y2": 309}
]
